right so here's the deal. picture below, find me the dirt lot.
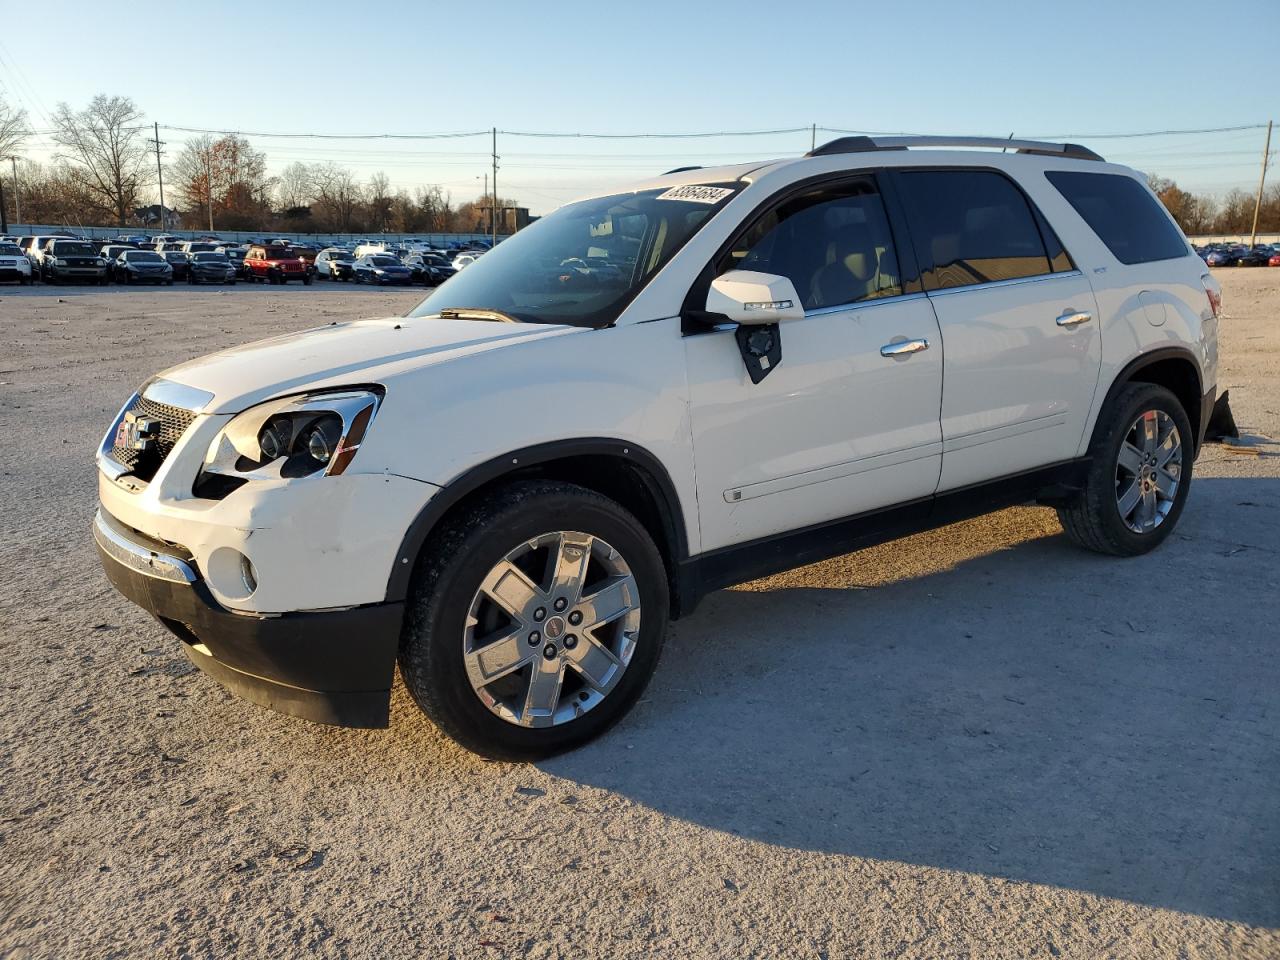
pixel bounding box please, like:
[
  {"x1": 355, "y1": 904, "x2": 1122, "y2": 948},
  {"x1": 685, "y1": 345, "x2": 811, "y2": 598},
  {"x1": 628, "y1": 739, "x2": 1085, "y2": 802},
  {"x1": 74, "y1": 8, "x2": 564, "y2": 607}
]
[{"x1": 1, "y1": 275, "x2": 1277, "y2": 959}]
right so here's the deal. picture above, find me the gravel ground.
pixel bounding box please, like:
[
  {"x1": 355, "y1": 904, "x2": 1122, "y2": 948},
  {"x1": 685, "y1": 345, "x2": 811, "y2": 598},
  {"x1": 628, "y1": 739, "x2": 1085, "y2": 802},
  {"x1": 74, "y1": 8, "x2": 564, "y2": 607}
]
[{"x1": 0, "y1": 275, "x2": 1277, "y2": 959}]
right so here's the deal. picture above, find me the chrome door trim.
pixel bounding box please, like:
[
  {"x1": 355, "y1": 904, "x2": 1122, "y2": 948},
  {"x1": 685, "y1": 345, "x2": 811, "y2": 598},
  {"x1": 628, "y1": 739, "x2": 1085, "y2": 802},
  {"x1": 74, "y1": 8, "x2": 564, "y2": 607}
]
[
  {"x1": 924, "y1": 269, "x2": 1084, "y2": 299},
  {"x1": 804, "y1": 290, "x2": 928, "y2": 319}
]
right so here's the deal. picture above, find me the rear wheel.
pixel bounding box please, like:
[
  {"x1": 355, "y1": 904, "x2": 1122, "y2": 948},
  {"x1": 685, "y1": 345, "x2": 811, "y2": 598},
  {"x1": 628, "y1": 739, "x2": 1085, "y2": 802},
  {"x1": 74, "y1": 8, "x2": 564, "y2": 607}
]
[
  {"x1": 399, "y1": 481, "x2": 669, "y2": 760},
  {"x1": 1057, "y1": 383, "x2": 1193, "y2": 556}
]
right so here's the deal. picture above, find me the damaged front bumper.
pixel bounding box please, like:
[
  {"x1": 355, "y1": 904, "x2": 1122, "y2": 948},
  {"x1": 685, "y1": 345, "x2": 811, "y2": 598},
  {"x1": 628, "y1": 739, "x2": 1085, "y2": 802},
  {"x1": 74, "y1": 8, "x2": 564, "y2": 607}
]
[{"x1": 94, "y1": 508, "x2": 402, "y2": 726}]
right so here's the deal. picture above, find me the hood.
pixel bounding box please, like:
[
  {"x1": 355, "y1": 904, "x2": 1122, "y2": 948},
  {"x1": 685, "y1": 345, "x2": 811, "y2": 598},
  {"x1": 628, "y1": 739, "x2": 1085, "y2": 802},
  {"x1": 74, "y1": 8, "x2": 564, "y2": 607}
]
[{"x1": 157, "y1": 315, "x2": 580, "y2": 414}]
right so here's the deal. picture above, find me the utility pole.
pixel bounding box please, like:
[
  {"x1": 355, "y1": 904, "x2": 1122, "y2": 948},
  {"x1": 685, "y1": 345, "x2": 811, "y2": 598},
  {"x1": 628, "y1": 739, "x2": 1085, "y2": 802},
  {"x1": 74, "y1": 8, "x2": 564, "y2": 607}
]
[
  {"x1": 811, "y1": 123, "x2": 816, "y2": 152},
  {"x1": 1, "y1": 177, "x2": 7, "y2": 235},
  {"x1": 207, "y1": 150, "x2": 215, "y2": 233},
  {"x1": 149, "y1": 123, "x2": 166, "y2": 233},
  {"x1": 8, "y1": 156, "x2": 19, "y2": 226},
  {"x1": 492, "y1": 127, "x2": 498, "y2": 245},
  {"x1": 1249, "y1": 119, "x2": 1272, "y2": 248}
]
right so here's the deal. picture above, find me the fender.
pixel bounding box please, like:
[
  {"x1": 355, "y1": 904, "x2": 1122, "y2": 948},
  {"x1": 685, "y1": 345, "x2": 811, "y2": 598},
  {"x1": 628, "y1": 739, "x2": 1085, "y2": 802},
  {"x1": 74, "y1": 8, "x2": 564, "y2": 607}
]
[
  {"x1": 1095, "y1": 345, "x2": 1206, "y2": 450},
  {"x1": 385, "y1": 438, "x2": 690, "y2": 603}
]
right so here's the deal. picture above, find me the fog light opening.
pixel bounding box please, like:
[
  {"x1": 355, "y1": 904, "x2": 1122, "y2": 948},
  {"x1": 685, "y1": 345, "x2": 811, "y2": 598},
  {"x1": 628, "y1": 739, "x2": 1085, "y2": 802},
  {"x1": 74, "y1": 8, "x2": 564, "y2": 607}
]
[{"x1": 239, "y1": 554, "x2": 258, "y2": 595}]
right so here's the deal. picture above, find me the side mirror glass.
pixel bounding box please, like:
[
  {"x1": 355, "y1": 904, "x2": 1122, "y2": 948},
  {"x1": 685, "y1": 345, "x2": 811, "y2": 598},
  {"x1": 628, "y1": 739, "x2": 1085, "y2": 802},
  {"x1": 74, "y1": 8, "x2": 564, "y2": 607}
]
[{"x1": 706, "y1": 270, "x2": 804, "y2": 325}]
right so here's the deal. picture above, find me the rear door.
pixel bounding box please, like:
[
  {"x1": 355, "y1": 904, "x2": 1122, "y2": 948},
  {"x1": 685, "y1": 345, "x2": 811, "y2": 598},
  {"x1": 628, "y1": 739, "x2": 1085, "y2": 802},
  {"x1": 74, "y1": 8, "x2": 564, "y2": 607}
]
[
  {"x1": 890, "y1": 168, "x2": 1102, "y2": 491},
  {"x1": 685, "y1": 174, "x2": 943, "y2": 552}
]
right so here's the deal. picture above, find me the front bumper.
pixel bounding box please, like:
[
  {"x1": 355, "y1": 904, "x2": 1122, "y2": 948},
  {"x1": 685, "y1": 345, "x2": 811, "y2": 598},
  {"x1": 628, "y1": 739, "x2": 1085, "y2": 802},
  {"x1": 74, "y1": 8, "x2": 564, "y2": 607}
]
[{"x1": 94, "y1": 509, "x2": 402, "y2": 726}]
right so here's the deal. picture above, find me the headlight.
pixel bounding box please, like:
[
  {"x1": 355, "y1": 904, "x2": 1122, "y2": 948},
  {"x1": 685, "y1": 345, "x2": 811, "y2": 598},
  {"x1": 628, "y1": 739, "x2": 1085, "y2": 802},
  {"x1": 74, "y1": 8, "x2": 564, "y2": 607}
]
[
  {"x1": 55, "y1": 258, "x2": 69, "y2": 266},
  {"x1": 195, "y1": 389, "x2": 381, "y2": 496}
]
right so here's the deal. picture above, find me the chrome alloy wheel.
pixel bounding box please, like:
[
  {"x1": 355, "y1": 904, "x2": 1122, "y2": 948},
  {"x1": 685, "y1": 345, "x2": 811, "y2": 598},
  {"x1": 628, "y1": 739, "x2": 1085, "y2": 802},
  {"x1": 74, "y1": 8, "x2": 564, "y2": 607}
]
[
  {"x1": 463, "y1": 531, "x2": 642, "y2": 728},
  {"x1": 1115, "y1": 410, "x2": 1183, "y2": 534}
]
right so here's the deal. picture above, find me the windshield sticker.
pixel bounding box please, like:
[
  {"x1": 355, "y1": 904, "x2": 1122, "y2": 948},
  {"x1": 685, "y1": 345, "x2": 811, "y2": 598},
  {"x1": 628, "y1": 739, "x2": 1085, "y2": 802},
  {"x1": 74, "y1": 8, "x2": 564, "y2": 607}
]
[{"x1": 656, "y1": 185, "x2": 734, "y2": 204}]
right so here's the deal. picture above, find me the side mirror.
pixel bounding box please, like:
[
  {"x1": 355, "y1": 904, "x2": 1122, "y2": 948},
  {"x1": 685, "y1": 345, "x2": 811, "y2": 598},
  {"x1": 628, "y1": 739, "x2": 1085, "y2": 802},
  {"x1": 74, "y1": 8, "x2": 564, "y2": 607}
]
[{"x1": 706, "y1": 270, "x2": 804, "y2": 325}]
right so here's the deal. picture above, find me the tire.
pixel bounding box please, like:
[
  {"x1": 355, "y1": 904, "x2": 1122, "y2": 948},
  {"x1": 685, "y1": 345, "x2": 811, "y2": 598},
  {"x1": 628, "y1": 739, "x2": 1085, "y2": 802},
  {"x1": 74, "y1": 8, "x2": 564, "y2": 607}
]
[
  {"x1": 302, "y1": 275, "x2": 313, "y2": 286},
  {"x1": 1057, "y1": 382, "x2": 1194, "y2": 557},
  {"x1": 399, "y1": 480, "x2": 669, "y2": 760},
  {"x1": 166, "y1": 279, "x2": 174, "y2": 286}
]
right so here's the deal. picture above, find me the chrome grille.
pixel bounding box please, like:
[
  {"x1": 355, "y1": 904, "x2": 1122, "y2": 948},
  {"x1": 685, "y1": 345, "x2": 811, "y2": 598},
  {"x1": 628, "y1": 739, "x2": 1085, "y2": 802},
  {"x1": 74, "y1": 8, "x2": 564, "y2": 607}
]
[{"x1": 109, "y1": 395, "x2": 197, "y2": 481}]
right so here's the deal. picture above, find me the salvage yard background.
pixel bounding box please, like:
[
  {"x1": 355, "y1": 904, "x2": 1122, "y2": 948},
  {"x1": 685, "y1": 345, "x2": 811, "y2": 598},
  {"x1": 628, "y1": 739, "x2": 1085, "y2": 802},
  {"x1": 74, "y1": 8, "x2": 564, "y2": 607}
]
[{"x1": 1, "y1": 274, "x2": 1276, "y2": 958}]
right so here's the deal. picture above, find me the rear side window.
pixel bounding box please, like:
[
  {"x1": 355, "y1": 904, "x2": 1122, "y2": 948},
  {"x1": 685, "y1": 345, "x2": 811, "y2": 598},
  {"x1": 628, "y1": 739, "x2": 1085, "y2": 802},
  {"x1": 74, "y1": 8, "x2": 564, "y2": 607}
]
[
  {"x1": 1045, "y1": 171, "x2": 1188, "y2": 265},
  {"x1": 896, "y1": 170, "x2": 1061, "y2": 291}
]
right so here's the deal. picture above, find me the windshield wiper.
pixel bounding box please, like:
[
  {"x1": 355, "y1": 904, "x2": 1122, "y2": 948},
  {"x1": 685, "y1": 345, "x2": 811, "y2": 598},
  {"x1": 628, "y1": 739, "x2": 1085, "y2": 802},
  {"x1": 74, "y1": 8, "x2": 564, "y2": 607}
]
[{"x1": 438, "y1": 307, "x2": 520, "y2": 324}]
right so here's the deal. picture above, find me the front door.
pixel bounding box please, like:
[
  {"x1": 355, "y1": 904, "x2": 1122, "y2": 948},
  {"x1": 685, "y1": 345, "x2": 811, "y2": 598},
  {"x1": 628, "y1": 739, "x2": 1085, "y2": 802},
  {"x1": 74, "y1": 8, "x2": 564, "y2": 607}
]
[{"x1": 685, "y1": 175, "x2": 944, "y2": 553}]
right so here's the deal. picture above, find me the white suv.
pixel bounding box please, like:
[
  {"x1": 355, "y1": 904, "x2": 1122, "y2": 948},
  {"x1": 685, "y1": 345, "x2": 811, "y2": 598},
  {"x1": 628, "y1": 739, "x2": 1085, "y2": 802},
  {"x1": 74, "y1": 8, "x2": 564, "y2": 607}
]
[{"x1": 94, "y1": 136, "x2": 1220, "y2": 759}]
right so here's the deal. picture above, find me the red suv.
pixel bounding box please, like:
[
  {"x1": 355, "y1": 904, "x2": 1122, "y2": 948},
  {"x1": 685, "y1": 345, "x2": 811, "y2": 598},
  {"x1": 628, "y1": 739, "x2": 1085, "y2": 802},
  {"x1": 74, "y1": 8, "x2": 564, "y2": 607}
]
[{"x1": 242, "y1": 245, "x2": 312, "y2": 285}]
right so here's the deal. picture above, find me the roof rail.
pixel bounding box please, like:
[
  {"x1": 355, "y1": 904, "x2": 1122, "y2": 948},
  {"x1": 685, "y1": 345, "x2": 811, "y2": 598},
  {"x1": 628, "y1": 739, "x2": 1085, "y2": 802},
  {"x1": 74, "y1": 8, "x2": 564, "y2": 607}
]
[
  {"x1": 662, "y1": 165, "x2": 703, "y2": 175},
  {"x1": 805, "y1": 135, "x2": 1104, "y2": 162}
]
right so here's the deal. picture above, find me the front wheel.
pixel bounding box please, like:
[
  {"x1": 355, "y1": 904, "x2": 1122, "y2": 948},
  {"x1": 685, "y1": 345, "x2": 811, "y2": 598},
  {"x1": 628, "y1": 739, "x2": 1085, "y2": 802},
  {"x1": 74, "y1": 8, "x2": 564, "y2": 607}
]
[
  {"x1": 399, "y1": 481, "x2": 669, "y2": 760},
  {"x1": 1057, "y1": 383, "x2": 1194, "y2": 556}
]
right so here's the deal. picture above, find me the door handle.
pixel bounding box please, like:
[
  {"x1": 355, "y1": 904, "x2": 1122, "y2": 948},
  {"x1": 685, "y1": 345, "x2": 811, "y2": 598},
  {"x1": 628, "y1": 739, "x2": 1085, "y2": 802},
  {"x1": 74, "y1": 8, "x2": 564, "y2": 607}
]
[
  {"x1": 1056, "y1": 310, "x2": 1092, "y2": 327},
  {"x1": 880, "y1": 338, "x2": 930, "y2": 358}
]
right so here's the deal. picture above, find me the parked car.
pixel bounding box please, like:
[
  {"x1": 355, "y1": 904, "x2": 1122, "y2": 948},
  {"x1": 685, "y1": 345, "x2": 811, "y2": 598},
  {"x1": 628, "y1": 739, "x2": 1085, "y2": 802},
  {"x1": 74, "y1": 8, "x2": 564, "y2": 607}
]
[
  {"x1": 187, "y1": 251, "x2": 239, "y2": 285},
  {"x1": 181, "y1": 241, "x2": 221, "y2": 255},
  {"x1": 1235, "y1": 246, "x2": 1273, "y2": 267},
  {"x1": 287, "y1": 245, "x2": 320, "y2": 279},
  {"x1": 42, "y1": 239, "x2": 109, "y2": 284},
  {"x1": 452, "y1": 251, "x2": 483, "y2": 271},
  {"x1": 315, "y1": 247, "x2": 355, "y2": 280},
  {"x1": 0, "y1": 241, "x2": 34, "y2": 284},
  {"x1": 25, "y1": 235, "x2": 69, "y2": 274},
  {"x1": 351, "y1": 253, "x2": 413, "y2": 284},
  {"x1": 114, "y1": 249, "x2": 174, "y2": 285},
  {"x1": 160, "y1": 250, "x2": 191, "y2": 281},
  {"x1": 404, "y1": 253, "x2": 456, "y2": 286},
  {"x1": 99, "y1": 245, "x2": 138, "y2": 279},
  {"x1": 1205, "y1": 248, "x2": 1236, "y2": 267},
  {"x1": 215, "y1": 245, "x2": 249, "y2": 277},
  {"x1": 242, "y1": 244, "x2": 311, "y2": 284},
  {"x1": 91, "y1": 136, "x2": 1222, "y2": 759},
  {"x1": 1269, "y1": 252, "x2": 1280, "y2": 267}
]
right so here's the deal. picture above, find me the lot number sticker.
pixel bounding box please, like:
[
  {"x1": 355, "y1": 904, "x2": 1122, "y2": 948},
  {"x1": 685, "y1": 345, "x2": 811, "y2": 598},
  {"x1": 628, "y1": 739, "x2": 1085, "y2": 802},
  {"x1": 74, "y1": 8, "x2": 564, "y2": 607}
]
[{"x1": 656, "y1": 185, "x2": 735, "y2": 204}]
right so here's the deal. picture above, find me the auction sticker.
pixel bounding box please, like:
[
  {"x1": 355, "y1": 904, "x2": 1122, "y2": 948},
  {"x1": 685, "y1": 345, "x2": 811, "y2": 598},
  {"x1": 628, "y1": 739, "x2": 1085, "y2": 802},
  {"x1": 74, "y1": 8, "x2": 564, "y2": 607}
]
[{"x1": 656, "y1": 185, "x2": 735, "y2": 204}]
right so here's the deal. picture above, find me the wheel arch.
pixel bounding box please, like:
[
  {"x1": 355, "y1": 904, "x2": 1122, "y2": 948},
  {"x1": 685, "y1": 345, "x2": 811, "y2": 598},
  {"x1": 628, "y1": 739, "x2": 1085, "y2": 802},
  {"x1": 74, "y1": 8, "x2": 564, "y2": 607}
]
[
  {"x1": 386, "y1": 439, "x2": 693, "y2": 616},
  {"x1": 1097, "y1": 346, "x2": 1205, "y2": 452}
]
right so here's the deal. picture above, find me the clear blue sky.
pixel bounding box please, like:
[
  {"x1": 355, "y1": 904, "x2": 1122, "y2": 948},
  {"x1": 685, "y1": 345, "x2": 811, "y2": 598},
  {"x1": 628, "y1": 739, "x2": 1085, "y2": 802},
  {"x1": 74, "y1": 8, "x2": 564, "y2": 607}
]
[{"x1": 2, "y1": 0, "x2": 1276, "y2": 214}]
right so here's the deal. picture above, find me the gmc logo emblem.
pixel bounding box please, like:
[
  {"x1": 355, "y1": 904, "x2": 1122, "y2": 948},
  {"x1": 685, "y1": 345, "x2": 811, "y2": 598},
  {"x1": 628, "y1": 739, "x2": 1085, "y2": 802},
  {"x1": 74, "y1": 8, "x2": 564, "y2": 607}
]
[{"x1": 116, "y1": 412, "x2": 161, "y2": 452}]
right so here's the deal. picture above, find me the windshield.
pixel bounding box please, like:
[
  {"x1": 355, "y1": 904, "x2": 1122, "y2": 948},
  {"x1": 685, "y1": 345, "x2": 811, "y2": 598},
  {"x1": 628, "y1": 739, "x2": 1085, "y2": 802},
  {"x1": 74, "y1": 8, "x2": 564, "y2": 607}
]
[
  {"x1": 194, "y1": 252, "x2": 227, "y2": 262},
  {"x1": 128, "y1": 252, "x2": 163, "y2": 262},
  {"x1": 0, "y1": 244, "x2": 22, "y2": 255},
  {"x1": 408, "y1": 183, "x2": 740, "y2": 326},
  {"x1": 53, "y1": 241, "x2": 97, "y2": 256},
  {"x1": 163, "y1": 251, "x2": 187, "y2": 260},
  {"x1": 329, "y1": 251, "x2": 353, "y2": 261},
  {"x1": 370, "y1": 256, "x2": 400, "y2": 266}
]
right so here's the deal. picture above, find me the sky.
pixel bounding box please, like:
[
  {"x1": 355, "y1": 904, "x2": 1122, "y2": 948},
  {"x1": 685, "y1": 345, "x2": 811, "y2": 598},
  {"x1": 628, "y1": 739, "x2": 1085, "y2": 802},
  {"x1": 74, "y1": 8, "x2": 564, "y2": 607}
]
[{"x1": 1, "y1": 0, "x2": 1276, "y2": 216}]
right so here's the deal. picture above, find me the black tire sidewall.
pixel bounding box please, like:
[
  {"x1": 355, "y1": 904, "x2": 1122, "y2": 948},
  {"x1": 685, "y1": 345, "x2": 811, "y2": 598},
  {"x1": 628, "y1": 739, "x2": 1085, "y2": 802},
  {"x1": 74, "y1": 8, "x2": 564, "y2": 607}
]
[
  {"x1": 1088, "y1": 383, "x2": 1195, "y2": 553},
  {"x1": 400, "y1": 482, "x2": 669, "y2": 759}
]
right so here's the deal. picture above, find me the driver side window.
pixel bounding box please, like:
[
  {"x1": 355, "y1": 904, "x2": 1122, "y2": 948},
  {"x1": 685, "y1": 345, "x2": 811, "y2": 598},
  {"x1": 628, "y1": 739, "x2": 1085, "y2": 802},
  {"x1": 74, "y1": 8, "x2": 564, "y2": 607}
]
[{"x1": 718, "y1": 178, "x2": 903, "y2": 311}]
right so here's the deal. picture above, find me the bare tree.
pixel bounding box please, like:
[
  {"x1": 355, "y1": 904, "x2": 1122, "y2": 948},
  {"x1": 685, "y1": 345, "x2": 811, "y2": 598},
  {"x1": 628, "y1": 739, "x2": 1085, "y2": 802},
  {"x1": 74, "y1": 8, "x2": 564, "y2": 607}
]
[
  {"x1": 276, "y1": 161, "x2": 314, "y2": 210},
  {"x1": 0, "y1": 94, "x2": 29, "y2": 159},
  {"x1": 368, "y1": 171, "x2": 392, "y2": 232},
  {"x1": 50, "y1": 95, "x2": 151, "y2": 226},
  {"x1": 312, "y1": 162, "x2": 361, "y2": 231},
  {"x1": 170, "y1": 133, "x2": 217, "y2": 226}
]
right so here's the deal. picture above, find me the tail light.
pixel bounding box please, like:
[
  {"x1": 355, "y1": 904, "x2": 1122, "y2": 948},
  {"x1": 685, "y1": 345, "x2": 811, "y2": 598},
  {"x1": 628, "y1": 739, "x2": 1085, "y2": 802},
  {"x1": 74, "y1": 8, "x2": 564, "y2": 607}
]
[{"x1": 1201, "y1": 277, "x2": 1221, "y2": 319}]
